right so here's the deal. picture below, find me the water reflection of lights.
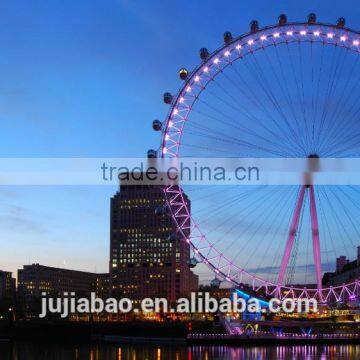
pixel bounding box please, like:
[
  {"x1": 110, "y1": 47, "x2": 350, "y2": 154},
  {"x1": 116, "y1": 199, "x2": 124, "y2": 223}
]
[
  {"x1": 9, "y1": 343, "x2": 360, "y2": 360},
  {"x1": 186, "y1": 345, "x2": 360, "y2": 359}
]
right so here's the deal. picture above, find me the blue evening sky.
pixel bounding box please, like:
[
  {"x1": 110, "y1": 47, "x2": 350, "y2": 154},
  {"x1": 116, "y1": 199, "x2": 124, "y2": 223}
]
[{"x1": 0, "y1": 0, "x2": 359, "y2": 280}]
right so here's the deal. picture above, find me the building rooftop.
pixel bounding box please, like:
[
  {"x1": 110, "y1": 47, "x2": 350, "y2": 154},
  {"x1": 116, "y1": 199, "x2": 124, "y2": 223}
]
[{"x1": 341, "y1": 260, "x2": 358, "y2": 273}]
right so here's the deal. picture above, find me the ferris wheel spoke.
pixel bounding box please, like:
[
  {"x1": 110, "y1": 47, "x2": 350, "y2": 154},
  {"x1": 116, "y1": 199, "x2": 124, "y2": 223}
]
[
  {"x1": 316, "y1": 48, "x2": 348, "y2": 152},
  {"x1": 180, "y1": 142, "x2": 253, "y2": 156},
  {"x1": 296, "y1": 42, "x2": 312, "y2": 151},
  {"x1": 272, "y1": 45, "x2": 308, "y2": 150},
  {"x1": 191, "y1": 109, "x2": 297, "y2": 156},
  {"x1": 197, "y1": 187, "x2": 269, "y2": 231},
  {"x1": 328, "y1": 187, "x2": 360, "y2": 239},
  {"x1": 320, "y1": 187, "x2": 354, "y2": 256},
  {"x1": 181, "y1": 134, "x2": 296, "y2": 156},
  {"x1": 319, "y1": 104, "x2": 360, "y2": 155},
  {"x1": 190, "y1": 185, "x2": 238, "y2": 202},
  {"x1": 309, "y1": 42, "x2": 316, "y2": 150},
  {"x1": 206, "y1": 186, "x2": 284, "y2": 252},
  {"x1": 319, "y1": 187, "x2": 353, "y2": 260},
  {"x1": 202, "y1": 80, "x2": 303, "y2": 156},
  {"x1": 322, "y1": 100, "x2": 360, "y2": 155},
  {"x1": 194, "y1": 191, "x2": 250, "y2": 220},
  {"x1": 185, "y1": 126, "x2": 291, "y2": 157},
  {"x1": 246, "y1": 187, "x2": 298, "y2": 279},
  {"x1": 322, "y1": 127, "x2": 360, "y2": 157},
  {"x1": 316, "y1": 189, "x2": 336, "y2": 276},
  {"x1": 204, "y1": 78, "x2": 275, "y2": 132},
  {"x1": 349, "y1": 185, "x2": 360, "y2": 196},
  {"x1": 221, "y1": 66, "x2": 304, "y2": 155},
  {"x1": 229, "y1": 63, "x2": 304, "y2": 149},
  {"x1": 220, "y1": 186, "x2": 288, "y2": 257},
  {"x1": 338, "y1": 186, "x2": 360, "y2": 213},
  {"x1": 284, "y1": 43, "x2": 312, "y2": 152},
  {"x1": 324, "y1": 132, "x2": 360, "y2": 156},
  {"x1": 311, "y1": 43, "x2": 325, "y2": 149},
  {"x1": 189, "y1": 117, "x2": 273, "y2": 149},
  {"x1": 242, "y1": 53, "x2": 307, "y2": 154},
  {"x1": 230, "y1": 187, "x2": 294, "y2": 266},
  {"x1": 184, "y1": 185, "x2": 214, "y2": 193},
  {"x1": 201, "y1": 194, "x2": 270, "y2": 239},
  {"x1": 208, "y1": 188, "x2": 280, "y2": 238},
  {"x1": 206, "y1": 79, "x2": 257, "y2": 117},
  {"x1": 194, "y1": 186, "x2": 266, "y2": 224},
  {"x1": 315, "y1": 46, "x2": 340, "y2": 148},
  {"x1": 238, "y1": 53, "x2": 303, "y2": 152},
  {"x1": 317, "y1": 55, "x2": 360, "y2": 153}
]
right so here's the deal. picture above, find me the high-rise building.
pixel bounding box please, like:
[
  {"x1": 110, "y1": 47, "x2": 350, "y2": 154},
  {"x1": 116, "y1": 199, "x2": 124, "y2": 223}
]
[
  {"x1": 323, "y1": 248, "x2": 360, "y2": 286},
  {"x1": 336, "y1": 256, "x2": 349, "y2": 273},
  {"x1": 110, "y1": 179, "x2": 198, "y2": 303},
  {"x1": 94, "y1": 273, "x2": 110, "y2": 298},
  {"x1": 17, "y1": 264, "x2": 109, "y2": 317},
  {"x1": 0, "y1": 270, "x2": 16, "y2": 299},
  {"x1": 18, "y1": 264, "x2": 109, "y2": 299}
]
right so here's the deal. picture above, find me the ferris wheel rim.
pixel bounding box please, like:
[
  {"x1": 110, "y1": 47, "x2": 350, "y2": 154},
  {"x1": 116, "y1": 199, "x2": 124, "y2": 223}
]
[
  {"x1": 164, "y1": 184, "x2": 360, "y2": 302},
  {"x1": 161, "y1": 22, "x2": 360, "y2": 157},
  {"x1": 159, "y1": 21, "x2": 360, "y2": 302}
]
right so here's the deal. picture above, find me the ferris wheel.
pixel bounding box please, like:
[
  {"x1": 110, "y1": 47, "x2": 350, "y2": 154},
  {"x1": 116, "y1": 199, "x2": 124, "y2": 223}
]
[{"x1": 151, "y1": 14, "x2": 360, "y2": 304}]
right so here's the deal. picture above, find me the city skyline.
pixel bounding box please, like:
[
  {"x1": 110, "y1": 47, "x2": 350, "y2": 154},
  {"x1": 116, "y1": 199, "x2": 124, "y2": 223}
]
[{"x1": 1, "y1": 0, "x2": 360, "y2": 283}]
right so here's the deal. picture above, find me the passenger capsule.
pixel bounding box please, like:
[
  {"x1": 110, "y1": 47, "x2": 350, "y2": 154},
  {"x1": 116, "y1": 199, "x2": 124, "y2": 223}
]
[
  {"x1": 250, "y1": 20, "x2": 259, "y2": 33},
  {"x1": 223, "y1": 31, "x2": 233, "y2": 44},
  {"x1": 278, "y1": 14, "x2": 287, "y2": 26},
  {"x1": 200, "y1": 48, "x2": 209, "y2": 61},
  {"x1": 152, "y1": 119, "x2": 162, "y2": 131},
  {"x1": 307, "y1": 13, "x2": 317, "y2": 24},
  {"x1": 163, "y1": 92, "x2": 173, "y2": 104},
  {"x1": 155, "y1": 205, "x2": 166, "y2": 216},
  {"x1": 179, "y1": 68, "x2": 188, "y2": 80},
  {"x1": 188, "y1": 257, "x2": 198, "y2": 268},
  {"x1": 337, "y1": 17, "x2": 346, "y2": 28},
  {"x1": 147, "y1": 149, "x2": 157, "y2": 158},
  {"x1": 167, "y1": 234, "x2": 178, "y2": 243},
  {"x1": 210, "y1": 278, "x2": 221, "y2": 288}
]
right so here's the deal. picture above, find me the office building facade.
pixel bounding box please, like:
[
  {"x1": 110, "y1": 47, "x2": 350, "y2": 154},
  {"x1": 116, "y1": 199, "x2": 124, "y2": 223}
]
[
  {"x1": 110, "y1": 181, "x2": 198, "y2": 303},
  {"x1": 0, "y1": 270, "x2": 16, "y2": 299}
]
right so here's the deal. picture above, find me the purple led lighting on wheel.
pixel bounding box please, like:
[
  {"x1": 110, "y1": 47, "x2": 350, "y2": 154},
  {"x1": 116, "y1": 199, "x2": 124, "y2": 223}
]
[{"x1": 157, "y1": 19, "x2": 360, "y2": 303}]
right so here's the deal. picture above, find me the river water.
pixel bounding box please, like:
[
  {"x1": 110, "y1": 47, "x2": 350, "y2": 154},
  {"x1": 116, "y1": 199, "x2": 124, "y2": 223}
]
[{"x1": 1, "y1": 342, "x2": 359, "y2": 359}]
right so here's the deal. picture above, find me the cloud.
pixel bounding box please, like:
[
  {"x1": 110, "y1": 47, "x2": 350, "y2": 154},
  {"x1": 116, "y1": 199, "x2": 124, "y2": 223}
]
[
  {"x1": 0, "y1": 214, "x2": 47, "y2": 234},
  {"x1": 0, "y1": 190, "x2": 20, "y2": 199},
  {"x1": 247, "y1": 261, "x2": 336, "y2": 275},
  {"x1": 0, "y1": 203, "x2": 48, "y2": 235}
]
